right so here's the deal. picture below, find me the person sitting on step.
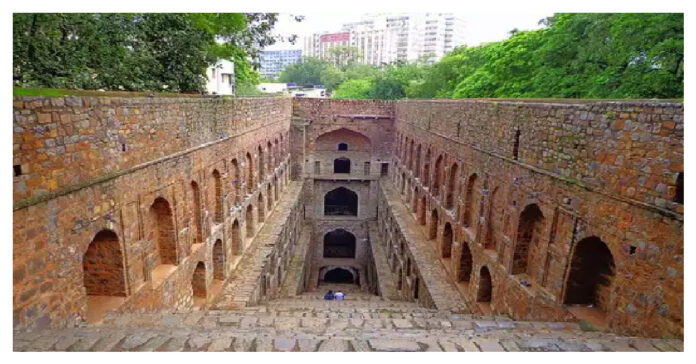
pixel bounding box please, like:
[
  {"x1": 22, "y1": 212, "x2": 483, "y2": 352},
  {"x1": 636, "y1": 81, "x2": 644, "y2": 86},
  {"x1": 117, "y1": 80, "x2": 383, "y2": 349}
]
[
  {"x1": 334, "y1": 290, "x2": 344, "y2": 301},
  {"x1": 324, "y1": 290, "x2": 335, "y2": 300}
]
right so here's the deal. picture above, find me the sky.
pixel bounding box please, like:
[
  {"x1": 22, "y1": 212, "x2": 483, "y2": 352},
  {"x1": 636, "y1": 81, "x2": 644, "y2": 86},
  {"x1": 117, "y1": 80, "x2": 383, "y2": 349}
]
[{"x1": 265, "y1": 12, "x2": 553, "y2": 51}]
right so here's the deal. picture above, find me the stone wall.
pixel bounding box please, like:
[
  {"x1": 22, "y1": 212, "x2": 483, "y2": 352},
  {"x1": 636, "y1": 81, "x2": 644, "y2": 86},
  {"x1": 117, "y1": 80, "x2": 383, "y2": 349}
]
[
  {"x1": 292, "y1": 98, "x2": 395, "y2": 292},
  {"x1": 13, "y1": 96, "x2": 292, "y2": 329},
  {"x1": 393, "y1": 99, "x2": 683, "y2": 338}
]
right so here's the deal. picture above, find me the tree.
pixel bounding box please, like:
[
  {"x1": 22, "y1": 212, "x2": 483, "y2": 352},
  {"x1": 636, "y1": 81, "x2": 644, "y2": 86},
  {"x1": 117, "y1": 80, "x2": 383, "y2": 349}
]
[
  {"x1": 319, "y1": 67, "x2": 345, "y2": 91},
  {"x1": 326, "y1": 46, "x2": 362, "y2": 70},
  {"x1": 332, "y1": 79, "x2": 372, "y2": 99},
  {"x1": 278, "y1": 57, "x2": 329, "y2": 86},
  {"x1": 13, "y1": 13, "x2": 294, "y2": 92}
]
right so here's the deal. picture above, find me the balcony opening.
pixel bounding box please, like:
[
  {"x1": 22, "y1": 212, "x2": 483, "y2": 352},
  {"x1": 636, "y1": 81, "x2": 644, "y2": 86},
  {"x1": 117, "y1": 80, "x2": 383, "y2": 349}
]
[{"x1": 324, "y1": 187, "x2": 358, "y2": 216}]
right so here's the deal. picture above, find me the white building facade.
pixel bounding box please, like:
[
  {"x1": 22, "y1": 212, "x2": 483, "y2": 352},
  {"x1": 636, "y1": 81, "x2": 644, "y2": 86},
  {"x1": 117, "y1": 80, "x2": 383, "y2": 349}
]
[
  {"x1": 303, "y1": 13, "x2": 465, "y2": 66},
  {"x1": 205, "y1": 59, "x2": 235, "y2": 95}
]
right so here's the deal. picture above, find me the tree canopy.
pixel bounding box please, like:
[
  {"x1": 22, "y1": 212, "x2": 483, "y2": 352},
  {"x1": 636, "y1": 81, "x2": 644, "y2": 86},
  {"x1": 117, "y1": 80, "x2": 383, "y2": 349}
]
[
  {"x1": 13, "y1": 13, "x2": 290, "y2": 92},
  {"x1": 326, "y1": 13, "x2": 683, "y2": 100}
]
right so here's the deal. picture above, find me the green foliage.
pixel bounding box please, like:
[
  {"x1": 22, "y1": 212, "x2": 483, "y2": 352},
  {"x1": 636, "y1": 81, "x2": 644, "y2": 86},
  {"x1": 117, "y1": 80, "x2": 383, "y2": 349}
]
[
  {"x1": 278, "y1": 57, "x2": 329, "y2": 86},
  {"x1": 332, "y1": 79, "x2": 372, "y2": 99},
  {"x1": 326, "y1": 13, "x2": 683, "y2": 100},
  {"x1": 326, "y1": 46, "x2": 362, "y2": 70},
  {"x1": 448, "y1": 13, "x2": 683, "y2": 99},
  {"x1": 319, "y1": 67, "x2": 345, "y2": 91},
  {"x1": 13, "y1": 13, "x2": 281, "y2": 92}
]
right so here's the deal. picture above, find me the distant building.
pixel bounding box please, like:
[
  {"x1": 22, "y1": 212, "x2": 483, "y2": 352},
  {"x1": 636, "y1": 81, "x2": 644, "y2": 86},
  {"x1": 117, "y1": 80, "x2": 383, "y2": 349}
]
[
  {"x1": 205, "y1": 59, "x2": 235, "y2": 95},
  {"x1": 303, "y1": 32, "x2": 351, "y2": 61},
  {"x1": 260, "y1": 50, "x2": 303, "y2": 80},
  {"x1": 303, "y1": 13, "x2": 465, "y2": 65}
]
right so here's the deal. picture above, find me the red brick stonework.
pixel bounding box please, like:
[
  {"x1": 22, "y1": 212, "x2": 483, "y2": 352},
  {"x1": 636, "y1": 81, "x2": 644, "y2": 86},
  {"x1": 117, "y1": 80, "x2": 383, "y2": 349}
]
[{"x1": 13, "y1": 96, "x2": 683, "y2": 341}]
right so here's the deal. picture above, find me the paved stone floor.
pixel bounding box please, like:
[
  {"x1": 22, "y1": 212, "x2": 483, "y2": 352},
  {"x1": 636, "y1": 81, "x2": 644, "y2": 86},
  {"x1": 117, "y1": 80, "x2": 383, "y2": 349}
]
[{"x1": 13, "y1": 289, "x2": 684, "y2": 352}]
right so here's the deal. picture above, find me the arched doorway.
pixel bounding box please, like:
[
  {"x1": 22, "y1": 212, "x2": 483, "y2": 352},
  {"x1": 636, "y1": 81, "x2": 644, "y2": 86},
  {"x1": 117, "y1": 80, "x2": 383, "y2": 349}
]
[
  {"x1": 212, "y1": 239, "x2": 224, "y2": 280},
  {"x1": 258, "y1": 145, "x2": 265, "y2": 180},
  {"x1": 245, "y1": 204, "x2": 254, "y2": 237},
  {"x1": 414, "y1": 144, "x2": 422, "y2": 178},
  {"x1": 564, "y1": 237, "x2": 615, "y2": 312},
  {"x1": 149, "y1": 197, "x2": 177, "y2": 266},
  {"x1": 192, "y1": 262, "x2": 207, "y2": 305},
  {"x1": 334, "y1": 157, "x2": 351, "y2": 173},
  {"x1": 246, "y1": 152, "x2": 254, "y2": 193},
  {"x1": 441, "y1": 222, "x2": 453, "y2": 259},
  {"x1": 190, "y1": 181, "x2": 203, "y2": 245},
  {"x1": 83, "y1": 229, "x2": 127, "y2": 323},
  {"x1": 445, "y1": 163, "x2": 458, "y2": 209},
  {"x1": 231, "y1": 219, "x2": 241, "y2": 255},
  {"x1": 323, "y1": 229, "x2": 356, "y2": 258},
  {"x1": 324, "y1": 187, "x2": 358, "y2": 216},
  {"x1": 323, "y1": 267, "x2": 355, "y2": 284},
  {"x1": 463, "y1": 173, "x2": 478, "y2": 228},
  {"x1": 212, "y1": 169, "x2": 223, "y2": 223},
  {"x1": 477, "y1": 266, "x2": 492, "y2": 302},
  {"x1": 423, "y1": 148, "x2": 431, "y2": 187},
  {"x1": 231, "y1": 158, "x2": 241, "y2": 204},
  {"x1": 485, "y1": 187, "x2": 501, "y2": 250},
  {"x1": 458, "y1": 242, "x2": 473, "y2": 283},
  {"x1": 512, "y1": 204, "x2": 544, "y2": 276},
  {"x1": 428, "y1": 209, "x2": 439, "y2": 239},
  {"x1": 433, "y1": 155, "x2": 443, "y2": 195}
]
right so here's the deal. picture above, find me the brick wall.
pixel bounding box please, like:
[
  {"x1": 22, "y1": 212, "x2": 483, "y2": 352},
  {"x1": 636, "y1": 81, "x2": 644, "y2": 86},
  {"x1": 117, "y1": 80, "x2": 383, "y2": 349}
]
[
  {"x1": 393, "y1": 99, "x2": 683, "y2": 338},
  {"x1": 13, "y1": 96, "x2": 292, "y2": 329}
]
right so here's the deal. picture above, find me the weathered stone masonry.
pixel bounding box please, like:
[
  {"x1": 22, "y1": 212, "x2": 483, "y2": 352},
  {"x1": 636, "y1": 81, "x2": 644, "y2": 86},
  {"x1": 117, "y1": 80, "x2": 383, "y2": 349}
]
[
  {"x1": 13, "y1": 96, "x2": 292, "y2": 329},
  {"x1": 389, "y1": 99, "x2": 683, "y2": 338},
  {"x1": 13, "y1": 96, "x2": 683, "y2": 340}
]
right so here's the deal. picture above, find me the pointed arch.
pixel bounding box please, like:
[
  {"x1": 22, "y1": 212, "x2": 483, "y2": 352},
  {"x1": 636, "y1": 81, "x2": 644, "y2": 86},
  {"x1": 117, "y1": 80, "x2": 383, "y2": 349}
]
[
  {"x1": 477, "y1": 266, "x2": 492, "y2": 302},
  {"x1": 212, "y1": 169, "x2": 223, "y2": 224},
  {"x1": 231, "y1": 158, "x2": 241, "y2": 205},
  {"x1": 245, "y1": 204, "x2": 254, "y2": 237},
  {"x1": 458, "y1": 242, "x2": 473, "y2": 282},
  {"x1": 231, "y1": 219, "x2": 242, "y2": 255},
  {"x1": 190, "y1": 181, "x2": 203, "y2": 244},
  {"x1": 323, "y1": 229, "x2": 356, "y2": 258},
  {"x1": 83, "y1": 229, "x2": 126, "y2": 297},
  {"x1": 423, "y1": 147, "x2": 431, "y2": 187},
  {"x1": 213, "y1": 239, "x2": 224, "y2": 280},
  {"x1": 445, "y1": 162, "x2": 458, "y2": 209},
  {"x1": 324, "y1": 187, "x2": 358, "y2": 216},
  {"x1": 564, "y1": 237, "x2": 615, "y2": 312},
  {"x1": 415, "y1": 144, "x2": 422, "y2": 178},
  {"x1": 433, "y1": 155, "x2": 443, "y2": 196},
  {"x1": 463, "y1": 173, "x2": 479, "y2": 228},
  {"x1": 246, "y1": 152, "x2": 254, "y2": 193},
  {"x1": 192, "y1": 262, "x2": 207, "y2": 298},
  {"x1": 485, "y1": 187, "x2": 502, "y2": 250},
  {"x1": 441, "y1": 222, "x2": 453, "y2": 259},
  {"x1": 512, "y1": 204, "x2": 545, "y2": 276},
  {"x1": 149, "y1": 197, "x2": 177, "y2": 265}
]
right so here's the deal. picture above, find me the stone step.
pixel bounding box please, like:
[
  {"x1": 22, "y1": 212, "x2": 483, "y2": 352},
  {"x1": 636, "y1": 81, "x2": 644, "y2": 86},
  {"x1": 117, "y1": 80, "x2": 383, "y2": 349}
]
[{"x1": 14, "y1": 314, "x2": 684, "y2": 352}]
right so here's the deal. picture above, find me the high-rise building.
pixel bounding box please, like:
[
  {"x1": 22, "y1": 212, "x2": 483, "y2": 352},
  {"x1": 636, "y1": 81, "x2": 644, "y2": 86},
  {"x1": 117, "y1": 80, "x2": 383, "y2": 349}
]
[
  {"x1": 259, "y1": 49, "x2": 303, "y2": 80},
  {"x1": 303, "y1": 13, "x2": 465, "y2": 66}
]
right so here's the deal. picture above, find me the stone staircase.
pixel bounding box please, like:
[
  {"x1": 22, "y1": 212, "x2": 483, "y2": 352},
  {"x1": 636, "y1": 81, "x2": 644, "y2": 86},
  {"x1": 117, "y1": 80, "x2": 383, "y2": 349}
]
[{"x1": 13, "y1": 288, "x2": 684, "y2": 352}]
